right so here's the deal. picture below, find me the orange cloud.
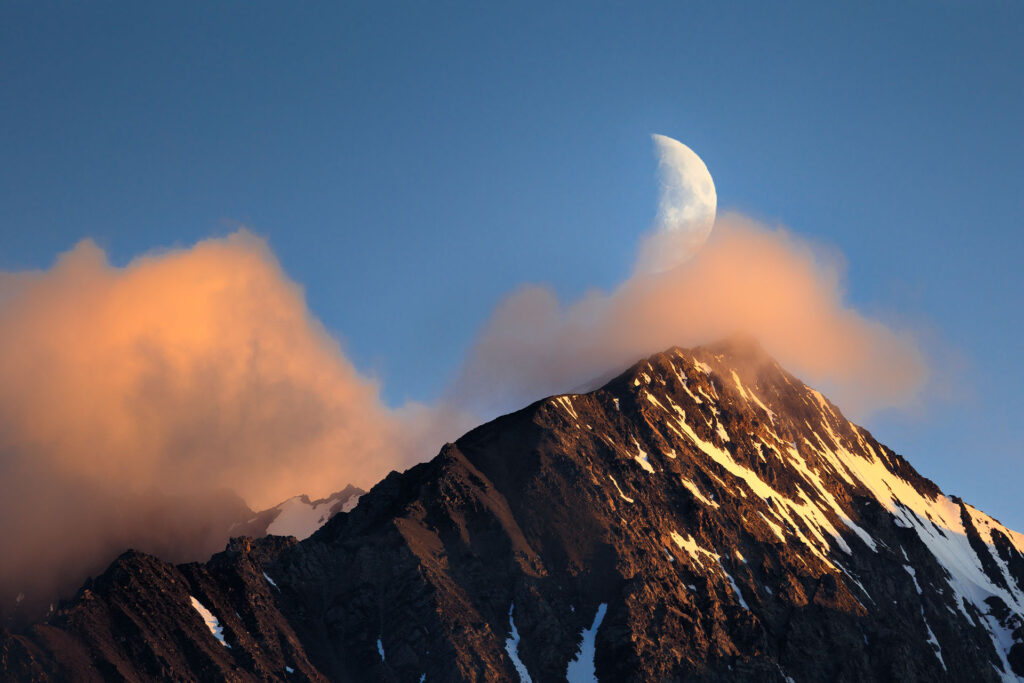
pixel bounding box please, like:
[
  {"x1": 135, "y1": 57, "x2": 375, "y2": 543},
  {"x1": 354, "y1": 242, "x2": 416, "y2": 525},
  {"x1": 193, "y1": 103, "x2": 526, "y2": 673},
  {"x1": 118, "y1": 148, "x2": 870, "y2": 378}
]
[
  {"x1": 450, "y1": 213, "x2": 928, "y2": 418},
  {"x1": 0, "y1": 216, "x2": 929, "y2": 622},
  {"x1": 0, "y1": 232, "x2": 408, "y2": 506},
  {"x1": 0, "y1": 231, "x2": 462, "y2": 621}
]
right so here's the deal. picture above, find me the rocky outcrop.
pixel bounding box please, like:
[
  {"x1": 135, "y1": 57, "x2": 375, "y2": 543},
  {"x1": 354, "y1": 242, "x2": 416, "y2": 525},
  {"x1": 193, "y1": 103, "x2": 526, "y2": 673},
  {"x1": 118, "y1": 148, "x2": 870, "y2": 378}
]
[{"x1": 5, "y1": 340, "x2": 1024, "y2": 681}]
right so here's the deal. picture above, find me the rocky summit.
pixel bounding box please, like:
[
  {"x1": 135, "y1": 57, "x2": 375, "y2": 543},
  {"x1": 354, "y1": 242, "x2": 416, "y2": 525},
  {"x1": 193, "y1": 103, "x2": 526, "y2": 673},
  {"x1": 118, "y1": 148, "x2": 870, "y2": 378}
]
[{"x1": 4, "y1": 339, "x2": 1024, "y2": 682}]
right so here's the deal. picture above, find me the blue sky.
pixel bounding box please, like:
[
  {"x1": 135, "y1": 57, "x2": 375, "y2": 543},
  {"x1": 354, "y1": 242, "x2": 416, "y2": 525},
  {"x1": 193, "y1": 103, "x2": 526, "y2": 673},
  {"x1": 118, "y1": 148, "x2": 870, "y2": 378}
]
[{"x1": 2, "y1": 2, "x2": 1022, "y2": 524}]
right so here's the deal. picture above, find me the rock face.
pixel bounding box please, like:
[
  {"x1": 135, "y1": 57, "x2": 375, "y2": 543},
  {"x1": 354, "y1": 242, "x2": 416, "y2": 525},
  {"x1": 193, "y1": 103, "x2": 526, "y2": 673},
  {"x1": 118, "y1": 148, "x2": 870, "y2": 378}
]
[{"x1": 4, "y1": 340, "x2": 1024, "y2": 681}]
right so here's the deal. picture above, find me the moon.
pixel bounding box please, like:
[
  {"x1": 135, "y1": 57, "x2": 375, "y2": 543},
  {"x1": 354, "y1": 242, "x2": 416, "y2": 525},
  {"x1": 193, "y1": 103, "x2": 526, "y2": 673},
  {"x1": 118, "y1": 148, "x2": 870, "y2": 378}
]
[{"x1": 636, "y1": 134, "x2": 717, "y2": 273}]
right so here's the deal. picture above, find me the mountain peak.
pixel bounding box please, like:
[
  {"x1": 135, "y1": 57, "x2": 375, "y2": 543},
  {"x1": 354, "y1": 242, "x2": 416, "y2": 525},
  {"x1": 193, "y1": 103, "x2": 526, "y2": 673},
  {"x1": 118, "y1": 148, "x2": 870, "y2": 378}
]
[
  {"x1": 700, "y1": 332, "x2": 771, "y2": 360},
  {"x1": 5, "y1": 343, "x2": 1024, "y2": 681}
]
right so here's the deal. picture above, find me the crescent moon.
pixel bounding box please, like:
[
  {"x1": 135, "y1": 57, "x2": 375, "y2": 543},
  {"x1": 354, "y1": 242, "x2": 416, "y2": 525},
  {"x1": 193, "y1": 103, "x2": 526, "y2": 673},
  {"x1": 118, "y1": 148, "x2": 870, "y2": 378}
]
[{"x1": 637, "y1": 134, "x2": 717, "y2": 273}]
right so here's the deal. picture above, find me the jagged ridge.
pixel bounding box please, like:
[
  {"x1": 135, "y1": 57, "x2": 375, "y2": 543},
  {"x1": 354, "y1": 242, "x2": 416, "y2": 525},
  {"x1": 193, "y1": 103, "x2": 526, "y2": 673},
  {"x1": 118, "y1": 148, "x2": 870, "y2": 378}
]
[{"x1": 4, "y1": 341, "x2": 1024, "y2": 682}]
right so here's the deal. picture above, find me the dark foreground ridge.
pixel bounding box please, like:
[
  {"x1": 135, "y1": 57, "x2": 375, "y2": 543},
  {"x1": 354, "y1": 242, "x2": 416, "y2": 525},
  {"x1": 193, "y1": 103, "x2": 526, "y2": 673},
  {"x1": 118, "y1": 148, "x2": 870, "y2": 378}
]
[{"x1": 4, "y1": 340, "x2": 1024, "y2": 681}]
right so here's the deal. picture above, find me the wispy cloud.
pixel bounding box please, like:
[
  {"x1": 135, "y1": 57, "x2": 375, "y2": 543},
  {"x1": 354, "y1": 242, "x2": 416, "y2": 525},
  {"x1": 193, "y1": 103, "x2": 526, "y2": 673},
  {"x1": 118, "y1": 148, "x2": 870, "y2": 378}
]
[
  {"x1": 450, "y1": 213, "x2": 927, "y2": 418},
  {"x1": 0, "y1": 213, "x2": 929, "y2": 618}
]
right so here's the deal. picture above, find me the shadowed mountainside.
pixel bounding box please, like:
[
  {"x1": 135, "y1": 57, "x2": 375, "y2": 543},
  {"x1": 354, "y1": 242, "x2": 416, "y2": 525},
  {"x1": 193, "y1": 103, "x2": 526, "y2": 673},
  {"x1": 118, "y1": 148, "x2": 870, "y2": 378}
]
[{"x1": 4, "y1": 339, "x2": 1024, "y2": 681}]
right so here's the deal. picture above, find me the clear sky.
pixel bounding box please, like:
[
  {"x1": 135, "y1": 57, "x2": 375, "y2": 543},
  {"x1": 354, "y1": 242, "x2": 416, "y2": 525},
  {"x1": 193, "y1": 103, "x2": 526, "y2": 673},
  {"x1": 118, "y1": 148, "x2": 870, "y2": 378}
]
[{"x1": 2, "y1": 3, "x2": 1022, "y2": 525}]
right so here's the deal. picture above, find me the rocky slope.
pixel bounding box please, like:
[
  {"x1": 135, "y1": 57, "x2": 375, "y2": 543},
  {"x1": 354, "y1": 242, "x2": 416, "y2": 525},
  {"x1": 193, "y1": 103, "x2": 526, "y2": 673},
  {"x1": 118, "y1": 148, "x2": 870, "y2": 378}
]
[
  {"x1": 1, "y1": 488, "x2": 363, "y2": 632},
  {"x1": 0, "y1": 490, "x2": 255, "y2": 632},
  {"x1": 4, "y1": 339, "x2": 1024, "y2": 682}
]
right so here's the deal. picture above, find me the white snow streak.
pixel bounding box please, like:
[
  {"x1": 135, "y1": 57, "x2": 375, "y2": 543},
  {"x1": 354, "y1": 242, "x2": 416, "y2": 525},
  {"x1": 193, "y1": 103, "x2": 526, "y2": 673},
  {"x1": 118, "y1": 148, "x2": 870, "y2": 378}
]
[
  {"x1": 716, "y1": 558, "x2": 750, "y2": 610},
  {"x1": 267, "y1": 492, "x2": 358, "y2": 540},
  {"x1": 566, "y1": 603, "x2": 607, "y2": 682},
  {"x1": 681, "y1": 478, "x2": 719, "y2": 508},
  {"x1": 505, "y1": 604, "x2": 532, "y2": 682},
  {"x1": 608, "y1": 475, "x2": 634, "y2": 504},
  {"x1": 190, "y1": 596, "x2": 229, "y2": 648},
  {"x1": 632, "y1": 439, "x2": 655, "y2": 473}
]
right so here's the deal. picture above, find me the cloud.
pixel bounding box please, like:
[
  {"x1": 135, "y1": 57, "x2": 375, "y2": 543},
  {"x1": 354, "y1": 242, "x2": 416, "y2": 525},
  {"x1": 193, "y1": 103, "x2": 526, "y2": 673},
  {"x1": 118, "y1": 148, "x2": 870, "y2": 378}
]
[
  {"x1": 449, "y1": 213, "x2": 928, "y2": 418},
  {"x1": 0, "y1": 214, "x2": 930, "y2": 622},
  {"x1": 0, "y1": 231, "x2": 464, "y2": 621},
  {"x1": 0, "y1": 232, "x2": 408, "y2": 505}
]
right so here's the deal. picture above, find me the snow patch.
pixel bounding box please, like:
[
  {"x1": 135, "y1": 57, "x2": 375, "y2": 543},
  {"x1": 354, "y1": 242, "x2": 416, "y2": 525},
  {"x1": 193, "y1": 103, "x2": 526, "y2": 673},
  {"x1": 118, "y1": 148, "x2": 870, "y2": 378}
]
[
  {"x1": 190, "y1": 596, "x2": 229, "y2": 648},
  {"x1": 504, "y1": 603, "x2": 532, "y2": 682},
  {"x1": 693, "y1": 360, "x2": 712, "y2": 374},
  {"x1": 671, "y1": 411, "x2": 855, "y2": 568},
  {"x1": 922, "y1": 608, "x2": 946, "y2": 671},
  {"x1": 715, "y1": 421, "x2": 730, "y2": 442},
  {"x1": 608, "y1": 476, "x2": 634, "y2": 503},
  {"x1": 716, "y1": 559, "x2": 750, "y2": 610},
  {"x1": 554, "y1": 395, "x2": 579, "y2": 421},
  {"x1": 671, "y1": 532, "x2": 720, "y2": 569},
  {"x1": 904, "y1": 565, "x2": 922, "y2": 595},
  {"x1": 672, "y1": 365, "x2": 704, "y2": 404},
  {"x1": 566, "y1": 603, "x2": 607, "y2": 682},
  {"x1": 730, "y1": 371, "x2": 777, "y2": 421},
  {"x1": 681, "y1": 479, "x2": 719, "y2": 508},
  {"x1": 632, "y1": 439, "x2": 655, "y2": 473},
  {"x1": 267, "y1": 492, "x2": 358, "y2": 540}
]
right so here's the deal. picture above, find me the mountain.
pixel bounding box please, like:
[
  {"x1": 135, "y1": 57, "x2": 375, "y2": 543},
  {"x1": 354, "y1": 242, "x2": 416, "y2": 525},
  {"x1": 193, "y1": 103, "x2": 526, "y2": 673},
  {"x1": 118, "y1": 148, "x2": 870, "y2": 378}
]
[
  {"x1": 0, "y1": 490, "x2": 254, "y2": 631},
  {"x1": 4, "y1": 339, "x2": 1024, "y2": 681},
  {"x1": 1, "y1": 487, "x2": 363, "y2": 631},
  {"x1": 229, "y1": 486, "x2": 364, "y2": 541}
]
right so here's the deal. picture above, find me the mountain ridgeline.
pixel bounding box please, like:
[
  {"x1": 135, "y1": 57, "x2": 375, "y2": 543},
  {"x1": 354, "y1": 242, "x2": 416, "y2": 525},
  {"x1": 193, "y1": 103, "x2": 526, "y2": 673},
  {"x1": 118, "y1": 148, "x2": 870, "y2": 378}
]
[{"x1": 4, "y1": 339, "x2": 1024, "y2": 681}]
